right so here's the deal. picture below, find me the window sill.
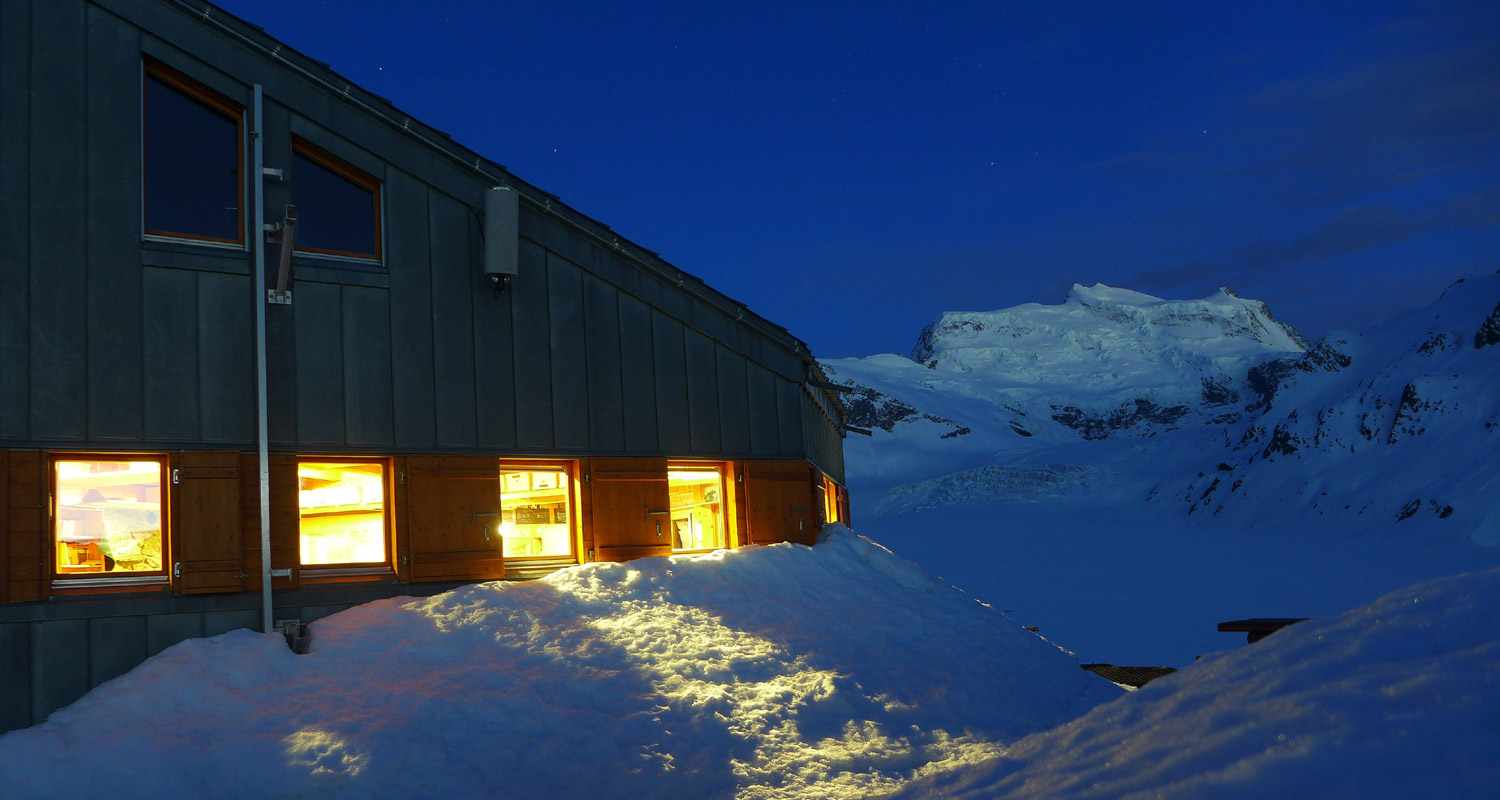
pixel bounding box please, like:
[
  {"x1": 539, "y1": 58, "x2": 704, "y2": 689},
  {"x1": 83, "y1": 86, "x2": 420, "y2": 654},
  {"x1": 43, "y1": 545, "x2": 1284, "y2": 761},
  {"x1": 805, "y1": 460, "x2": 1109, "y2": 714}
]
[
  {"x1": 143, "y1": 238, "x2": 251, "y2": 275},
  {"x1": 50, "y1": 575, "x2": 172, "y2": 598},
  {"x1": 299, "y1": 566, "x2": 398, "y2": 585}
]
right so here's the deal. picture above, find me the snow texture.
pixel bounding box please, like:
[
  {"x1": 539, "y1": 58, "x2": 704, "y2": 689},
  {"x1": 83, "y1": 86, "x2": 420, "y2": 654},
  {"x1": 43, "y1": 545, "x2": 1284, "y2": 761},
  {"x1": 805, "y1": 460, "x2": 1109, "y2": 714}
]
[
  {"x1": 889, "y1": 567, "x2": 1500, "y2": 799},
  {"x1": 0, "y1": 528, "x2": 1115, "y2": 799}
]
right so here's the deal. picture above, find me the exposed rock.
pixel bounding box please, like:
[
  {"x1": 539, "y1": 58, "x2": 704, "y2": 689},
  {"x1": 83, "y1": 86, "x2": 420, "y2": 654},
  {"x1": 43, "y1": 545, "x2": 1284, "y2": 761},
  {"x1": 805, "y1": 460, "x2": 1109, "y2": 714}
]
[
  {"x1": 1050, "y1": 399, "x2": 1190, "y2": 441},
  {"x1": 843, "y1": 386, "x2": 919, "y2": 432},
  {"x1": 1396, "y1": 500, "x2": 1421, "y2": 522},
  {"x1": 940, "y1": 426, "x2": 972, "y2": 439},
  {"x1": 1008, "y1": 421, "x2": 1033, "y2": 438},
  {"x1": 1476, "y1": 301, "x2": 1500, "y2": 349},
  {"x1": 1200, "y1": 376, "x2": 1239, "y2": 406}
]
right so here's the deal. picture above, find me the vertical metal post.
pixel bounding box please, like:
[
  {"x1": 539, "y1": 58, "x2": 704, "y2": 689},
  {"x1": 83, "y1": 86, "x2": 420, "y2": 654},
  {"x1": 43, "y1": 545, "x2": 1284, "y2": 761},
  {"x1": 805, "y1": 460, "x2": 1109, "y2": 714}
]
[{"x1": 252, "y1": 85, "x2": 273, "y2": 634}]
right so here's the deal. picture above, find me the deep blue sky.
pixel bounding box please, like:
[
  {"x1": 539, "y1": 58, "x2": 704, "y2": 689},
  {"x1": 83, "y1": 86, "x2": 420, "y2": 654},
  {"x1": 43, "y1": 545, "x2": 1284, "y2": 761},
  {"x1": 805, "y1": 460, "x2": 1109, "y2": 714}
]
[{"x1": 215, "y1": 0, "x2": 1500, "y2": 358}]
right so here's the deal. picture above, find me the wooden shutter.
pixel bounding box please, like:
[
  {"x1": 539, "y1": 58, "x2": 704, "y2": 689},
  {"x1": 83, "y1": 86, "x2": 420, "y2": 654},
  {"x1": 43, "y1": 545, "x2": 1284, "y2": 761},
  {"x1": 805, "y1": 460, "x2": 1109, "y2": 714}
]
[
  {"x1": 590, "y1": 457, "x2": 671, "y2": 562},
  {"x1": 6, "y1": 451, "x2": 43, "y2": 602},
  {"x1": 405, "y1": 455, "x2": 504, "y2": 581},
  {"x1": 743, "y1": 460, "x2": 817, "y2": 546},
  {"x1": 173, "y1": 450, "x2": 244, "y2": 594},
  {"x1": 0, "y1": 450, "x2": 8, "y2": 605}
]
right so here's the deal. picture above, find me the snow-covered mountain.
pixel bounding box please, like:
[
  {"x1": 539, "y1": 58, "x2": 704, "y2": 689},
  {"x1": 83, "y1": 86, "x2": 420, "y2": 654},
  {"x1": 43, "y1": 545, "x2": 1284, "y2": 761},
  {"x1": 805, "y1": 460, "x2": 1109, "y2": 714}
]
[
  {"x1": 1177, "y1": 272, "x2": 1500, "y2": 543},
  {"x1": 823, "y1": 283, "x2": 1309, "y2": 505},
  {"x1": 825, "y1": 275, "x2": 1500, "y2": 544},
  {"x1": 827, "y1": 275, "x2": 1500, "y2": 664}
]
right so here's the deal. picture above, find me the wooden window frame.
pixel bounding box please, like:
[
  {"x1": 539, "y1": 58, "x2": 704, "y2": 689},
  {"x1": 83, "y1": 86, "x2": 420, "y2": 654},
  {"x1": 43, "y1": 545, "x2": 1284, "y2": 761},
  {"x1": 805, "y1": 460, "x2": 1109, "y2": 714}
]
[
  {"x1": 141, "y1": 58, "x2": 246, "y2": 247},
  {"x1": 49, "y1": 453, "x2": 172, "y2": 591},
  {"x1": 296, "y1": 457, "x2": 396, "y2": 578},
  {"x1": 666, "y1": 461, "x2": 729, "y2": 553},
  {"x1": 498, "y1": 459, "x2": 581, "y2": 563},
  {"x1": 291, "y1": 136, "x2": 384, "y2": 262}
]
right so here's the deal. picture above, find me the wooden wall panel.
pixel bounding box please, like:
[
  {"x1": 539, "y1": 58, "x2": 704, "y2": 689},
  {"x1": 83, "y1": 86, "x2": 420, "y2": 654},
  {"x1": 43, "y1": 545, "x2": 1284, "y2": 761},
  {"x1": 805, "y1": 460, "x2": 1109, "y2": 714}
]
[
  {"x1": 142, "y1": 267, "x2": 200, "y2": 441},
  {"x1": 512, "y1": 240, "x2": 553, "y2": 449},
  {"x1": 342, "y1": 286, "x2": 395, "y2": 446},
  {"x1": 173, "y1": 450, "x2": 243, "y2": 595},
  {"x1": 584, "y1": 276, "x2": 625, "y2": 452},
  {"x1": 0, "y1": 0, "x2": 31, "y2": 440},
  {"x1": 405, "y1": 455, "x2": 503, "y2": 581},
  {"x1": 547, "y1": 254, "x2": 589, "y2": 450},
  {"x1": 429, "y1": 192, "x2": 478, "y2": 447},
  {"x1": 743, "y1": 460, "x2": 816, "y2": 546},
  {"x1": 618, "y1": 294, "x2": 658, "y2": 451},
  {"x1": 28, "y1": 0, "x2": 88, "y2": 440},
  {"x1": 652, "y1": 311, "x2": 690, "y2": 454},
  {"x1": 386, "y1": 171, "x2": 439, "y2": 449},
  {"x1": 198, "y1": 272, "x2": 255, "y2": 442},
  {"x1": 293, "y1": 281, "x2": 344, "y2": 444},
  {"x1": 589, "y1": 457, "x2": 670, "y2": 561},
  {"x1": 684, "y1": 329, "x2": 720, "y2": 453},
  {"x1": 7, "y1": 451, "x2": 43, "y2": 602},
  {"x1": 716, "y1": 346, "x2": 750, "y2": 455},
  {"x1": 84, "y1": 5, "x2": 143, "y2": 442}
]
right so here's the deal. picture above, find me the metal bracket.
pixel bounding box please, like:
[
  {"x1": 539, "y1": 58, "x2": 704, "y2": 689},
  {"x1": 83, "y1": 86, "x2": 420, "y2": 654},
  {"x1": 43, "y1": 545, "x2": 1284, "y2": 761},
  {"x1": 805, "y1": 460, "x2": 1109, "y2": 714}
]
[
  {"x1": 271, "y1": 568, "x2": 292, "y2": 579},
  {"x1": 261, "y1": 167, "x2": 284, "y2": 181},
  {"x1": 267, "y1": 204, "x2": 297, "y2": 305}
]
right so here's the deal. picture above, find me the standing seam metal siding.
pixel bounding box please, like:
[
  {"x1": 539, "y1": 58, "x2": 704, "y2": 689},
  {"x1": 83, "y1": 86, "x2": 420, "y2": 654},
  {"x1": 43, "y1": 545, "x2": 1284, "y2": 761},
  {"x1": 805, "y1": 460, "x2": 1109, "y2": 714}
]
[{"x1": 0, "y1": 0, "x2": 828, "y2": 468}]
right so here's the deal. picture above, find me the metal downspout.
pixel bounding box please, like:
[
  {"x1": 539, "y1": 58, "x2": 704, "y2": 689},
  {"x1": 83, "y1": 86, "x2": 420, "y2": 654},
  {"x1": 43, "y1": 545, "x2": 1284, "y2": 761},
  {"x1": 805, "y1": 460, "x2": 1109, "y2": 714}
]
[{"x1": 252, "y1": 85, "x2": 273, "y2": 634}]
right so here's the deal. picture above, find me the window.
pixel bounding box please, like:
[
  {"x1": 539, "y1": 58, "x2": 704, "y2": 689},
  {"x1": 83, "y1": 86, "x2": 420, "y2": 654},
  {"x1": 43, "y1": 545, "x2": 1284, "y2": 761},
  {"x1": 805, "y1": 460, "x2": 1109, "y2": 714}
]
[
  {"x1": 292, "y1": 138, "x2": 382, "y2": 261},
  {"x1": 142, "y1": 60, "x2": 243, "y2": 244},
  {"x1": 298, "y1": 461, "x2": 389, "y2": 567},
  {"x1": 821, "y1": 475, "x2": 842, "y2": 524},
  {"x1": 499, "y1": 464, "x2": 576, "y2": 560},
  {"x1": 53, "y1": 457, "x2": 168, "y2": 580},
  {"x1": 668, "y1": 464, "x2": 727, "y2": 551}
]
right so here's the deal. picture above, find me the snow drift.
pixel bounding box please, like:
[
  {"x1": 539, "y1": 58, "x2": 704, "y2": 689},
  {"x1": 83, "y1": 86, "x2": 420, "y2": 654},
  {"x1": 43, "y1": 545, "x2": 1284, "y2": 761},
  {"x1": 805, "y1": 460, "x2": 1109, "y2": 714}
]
[
  {"x1": 890, "y1": 566, "x2": 1500, "y2": 799},
  {"x1": 0, "y1": 528, "x2": 1115, "y2": 799}
]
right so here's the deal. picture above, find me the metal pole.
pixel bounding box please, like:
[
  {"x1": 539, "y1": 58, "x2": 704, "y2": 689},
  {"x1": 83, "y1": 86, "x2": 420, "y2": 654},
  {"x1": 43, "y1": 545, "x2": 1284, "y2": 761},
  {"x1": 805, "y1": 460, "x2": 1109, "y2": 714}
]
[{"x1": 252, "y1": 85, "x2": 273, "y2": 634}]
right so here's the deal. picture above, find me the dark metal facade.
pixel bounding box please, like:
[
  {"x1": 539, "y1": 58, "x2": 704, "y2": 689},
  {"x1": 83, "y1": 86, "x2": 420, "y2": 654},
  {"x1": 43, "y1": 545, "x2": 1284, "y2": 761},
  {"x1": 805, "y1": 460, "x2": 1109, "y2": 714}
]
[{"x1": 0, "y1": 0, "x2": 845, "y2": 475}]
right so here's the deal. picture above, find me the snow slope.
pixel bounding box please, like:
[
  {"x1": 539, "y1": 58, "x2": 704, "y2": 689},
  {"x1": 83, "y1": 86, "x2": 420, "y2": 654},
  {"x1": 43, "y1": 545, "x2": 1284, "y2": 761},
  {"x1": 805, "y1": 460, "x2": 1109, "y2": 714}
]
[
  {"x1": 2, "y1": 533, "x2": 1496, "y2": 799},
  {"x1": 890, "y1": 567, "x2": 1500, "y2": 800},
  {"x1": 0, "y1": 528, "x2": 1116, "y2": 800}
]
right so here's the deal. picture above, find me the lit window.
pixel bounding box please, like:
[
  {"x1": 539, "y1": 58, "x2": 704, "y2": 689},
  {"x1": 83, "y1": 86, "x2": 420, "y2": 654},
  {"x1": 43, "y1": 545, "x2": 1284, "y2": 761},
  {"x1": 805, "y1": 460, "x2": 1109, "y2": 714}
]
[
  {"x1": 298, "y1": 461, "x2": 388, "y2": 566},
  {"x1": 54, "y1": 458, "x2": 166, "y2": 577},
  {"x1": 142, "y1": 61, "x2": 243, "y2": 244},
  {"x1": 822, "y1": 475, "x2": 841, "y2": 524},
  {"x1": 668, "y1": 465, "x2": 726, "y2": 551},
  {"x1": 292, "y1": 138, "x2": 382, "y2": 260},
  {"x1": 499, "y1": 466, "x2": 574, "y2": 559}
]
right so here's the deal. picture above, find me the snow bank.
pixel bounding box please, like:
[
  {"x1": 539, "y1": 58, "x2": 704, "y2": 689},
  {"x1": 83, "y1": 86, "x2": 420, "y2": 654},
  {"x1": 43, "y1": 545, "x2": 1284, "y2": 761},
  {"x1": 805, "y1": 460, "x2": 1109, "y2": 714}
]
[
  {"x1": 0, "y1": 527, "x2": 1115, "y2": 799},
  {"x1": 888, "y1": 567, "x2": 1500, "y2": 799}
]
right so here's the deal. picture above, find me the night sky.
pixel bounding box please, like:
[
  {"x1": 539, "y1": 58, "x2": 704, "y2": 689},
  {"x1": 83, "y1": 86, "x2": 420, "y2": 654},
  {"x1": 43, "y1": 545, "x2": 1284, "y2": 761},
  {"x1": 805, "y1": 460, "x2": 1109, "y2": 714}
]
[{"x1": 213, "y1": 0, "x2": 1500, "y2": 358}]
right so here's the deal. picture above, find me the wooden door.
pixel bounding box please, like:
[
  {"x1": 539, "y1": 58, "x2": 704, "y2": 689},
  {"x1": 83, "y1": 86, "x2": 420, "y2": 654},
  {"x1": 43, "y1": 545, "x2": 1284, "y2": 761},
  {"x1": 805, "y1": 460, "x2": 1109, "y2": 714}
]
[
  {"x1": 406, "y1": 455, "x2": 504, "y2": 581},
  {"x1": 174, "y1": 450, "x2": 244, "y2": 594},
  {"x1": 590, "y1": 457, "x2": 671, "y2": 562},
  {"x1": 744, "y1": 460, "x2": 817, "y2": 546}
]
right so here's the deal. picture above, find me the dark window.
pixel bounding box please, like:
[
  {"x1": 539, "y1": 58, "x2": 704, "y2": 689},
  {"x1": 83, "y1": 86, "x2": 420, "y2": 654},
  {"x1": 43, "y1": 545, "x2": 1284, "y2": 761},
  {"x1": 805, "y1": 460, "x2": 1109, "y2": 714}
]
[
  {"x1": 142, "y1": 62, "x2": 243, "y2": 244},
  {"x1": 292, "y1": 139, "x2": 382, "y2": 261}
]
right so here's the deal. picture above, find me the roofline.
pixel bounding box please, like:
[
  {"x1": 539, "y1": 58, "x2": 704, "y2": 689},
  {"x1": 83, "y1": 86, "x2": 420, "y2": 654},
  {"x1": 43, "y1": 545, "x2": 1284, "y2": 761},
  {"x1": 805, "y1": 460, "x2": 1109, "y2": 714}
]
[{"x1": 166, "y1": 0, "x2": 820, "y2": 368}]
